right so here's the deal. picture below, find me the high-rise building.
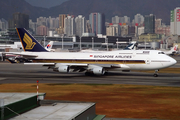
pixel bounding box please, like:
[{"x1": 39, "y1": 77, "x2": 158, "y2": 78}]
[
  {"x1": 120, "y1": 25, "x2": 128, "y2": 37},
  {"x1": 134, "y1": 14, "x2": 144, "y2": 26},
  {"x1": 124, "y1": 16, "x2": 130, "y2": 24},
  {"x1": 119, "y1": 16, "x2": 130, "y2": 25},
  {"x1": 138, "y1": 27, "x2": 145, "y2": 36},
  {"x1": 64, "y1": 16, "x2": 76, "y2": 37},
  {"x1": 8, "y1": 12, "x2": 29, "y2": 29},
  {"x1": 29, "y1": 19, "x2": 37, "y2": 34},
  {"x1": 89, "y1": 13, "x2": 106, "y2": 35},
  {"x1": 58, "y1": 14, "x2": 68, "y2": 34},
  {"x1": 0, "y1": 18, "x2": 8, "y2": 31},
  {"x1": 75, "y1": 15, "x2": 86, "y2": 37},
  {"x1": 112, "y1": 16, "x2": 119, "y2": 24},
  {"x1": 46, "y1": 17, "x2": 59, "y2": 30},
  {"x1": 37, "y1": 17, "x2": 46, "y2": 27},
  {"x1": 36, "y1": 25, "x2": 48, "y2": 36},
  {"x1": 86, "y1": 20, "x2": 92, "y2": 33},
  {"x1": 170, "y1": 7, "x2": 180, "y2": 35},
  {"x1": 155, "y1": 19, "x2": 162, "y2": 34},
  {"x1": 144, "y1": 14, "x2": 155, "y2": 33},
  {"x1": 106, "y1": 23, "x2": 121, "y2": 36}
]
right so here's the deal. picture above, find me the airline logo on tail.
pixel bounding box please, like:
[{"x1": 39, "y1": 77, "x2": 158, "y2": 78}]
[
  {"x1": 23, "y1": 33, "x2": 36, "y2": 50},
  {"x1": 174, "y1": 46, "x2": 177, "y2": 51},
  {"x1": 47, "y1": 44, "x2": 51, "y2": 49}
]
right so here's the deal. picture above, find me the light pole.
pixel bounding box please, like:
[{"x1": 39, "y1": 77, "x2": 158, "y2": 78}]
[
  {"x1": 62, "y1": 35, "x2": 64, "y2": 49},
  {"x1": 116, "y1": 38, "x2": 118, "y2": 49},
  {"x1": 44, "y1": 36, "x2": 46, "y2": 47},
  {"x1": 106, "y1": 38, "x2": 108, "y2": 51},
  {"x1": 80, "y1": 36, "x2": 81, "y2": 50},
  {"x1": 92, "y1": 37, "x2": 94, "y2": 50}
]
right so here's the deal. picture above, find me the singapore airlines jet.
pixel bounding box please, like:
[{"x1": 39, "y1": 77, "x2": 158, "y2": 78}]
[{"x1": 6, "y1": 28, "x2": 177, "y2": 77}]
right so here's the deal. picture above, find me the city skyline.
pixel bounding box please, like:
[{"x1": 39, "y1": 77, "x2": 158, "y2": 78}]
[{"x1": 0, "y1": 12, "x2": 173, "y2": 37}]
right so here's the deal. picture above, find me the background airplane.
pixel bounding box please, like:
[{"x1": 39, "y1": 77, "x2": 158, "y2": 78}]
[
  {"x1": 45, "y1": 41, "x2": 55, "y2": 52},
  {"x1": 160, "y1": 45, "x2": 178, "y2": 55}
]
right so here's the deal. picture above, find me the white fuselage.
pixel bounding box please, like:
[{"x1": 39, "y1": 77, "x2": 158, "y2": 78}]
[{"x1": 22, "y1": 50, "x2": 177, "y2": 71}]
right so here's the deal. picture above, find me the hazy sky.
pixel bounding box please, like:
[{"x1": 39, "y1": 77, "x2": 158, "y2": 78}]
[{"x1": 25, "y1": 0, "x2": 68, "y2": 8}]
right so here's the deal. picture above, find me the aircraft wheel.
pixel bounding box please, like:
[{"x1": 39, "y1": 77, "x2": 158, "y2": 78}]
[
  {"x1": 104, "y1": 72, "x2": 108, "y2": 75},
  {"x1": 153, "y1": 74, "x2": 158, "y2": 77},
  {"x1": 85, "y1": 72, "x2": 93, "y2": 76}
]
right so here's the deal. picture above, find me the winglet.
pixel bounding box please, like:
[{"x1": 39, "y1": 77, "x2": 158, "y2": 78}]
[{"x1": 16, "y1": 28, "x2": 48, "y2": 52}]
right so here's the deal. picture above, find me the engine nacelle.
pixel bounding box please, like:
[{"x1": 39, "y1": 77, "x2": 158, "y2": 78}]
[
  {"x1": 57, "y1": 65, "x2": 70, "y2": 73},
  {"x1": 92, "y1": 67, "x2": 105, "y2": 75}
]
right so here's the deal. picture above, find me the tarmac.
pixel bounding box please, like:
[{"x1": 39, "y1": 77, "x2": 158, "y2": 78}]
[
  {"x1": 0, "y1": 56, "x2": 180, "y2": 120},
  {"x1": 0, "y1": 57, "x2": 180, "y2": 86}
]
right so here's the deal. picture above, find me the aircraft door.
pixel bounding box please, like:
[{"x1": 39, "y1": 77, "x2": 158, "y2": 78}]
[{"x1": 146, "y1": 58, "x2": 151, "y2": 64}]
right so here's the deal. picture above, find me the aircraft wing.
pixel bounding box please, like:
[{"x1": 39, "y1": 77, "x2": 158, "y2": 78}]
[
  {"x1": 3, "y1": 52, "x2": 38, "y2": 58},
  {"x1": 24, "y1": 63, "x2": 88, "y2": 67},
  {"x1": 23, "y1": 62, "x2": 124, "y2": 71}
]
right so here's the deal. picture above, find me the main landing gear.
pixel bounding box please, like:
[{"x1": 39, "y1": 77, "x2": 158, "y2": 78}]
[{"x1": 153, "y1": 70, "x2": 159, "y2": 77}]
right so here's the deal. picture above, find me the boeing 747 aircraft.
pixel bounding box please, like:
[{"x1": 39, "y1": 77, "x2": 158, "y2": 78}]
[{"x1": 4, "y1": 28, "x2": 177, "y2": 77}]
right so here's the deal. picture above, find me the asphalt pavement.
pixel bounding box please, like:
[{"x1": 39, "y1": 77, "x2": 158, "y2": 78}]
[{"x1": 0, "y1": 59, "x2": 180, "y2": 86}]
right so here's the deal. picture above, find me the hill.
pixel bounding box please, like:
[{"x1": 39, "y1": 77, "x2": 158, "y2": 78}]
[
  {"x1": 0, "y1": 0, "x2": 180, "y2": 24},
  {"x1": 0, "y1": 0, "x2": 47, "y2": 21},
  {"x1": 47, "y1": 0, "x2": 180, "y2": 24}
]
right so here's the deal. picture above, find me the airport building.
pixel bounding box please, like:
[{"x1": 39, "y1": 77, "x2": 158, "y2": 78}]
[
  {"x1": 0, "y1": 28, "x2": 132, "y2": 52},
  {"x1": 0, "y1": 93, "x2": 105, "y2": 120},
  {"x1": 170, "y1": 7, "x2": 180, "y2": 35}
]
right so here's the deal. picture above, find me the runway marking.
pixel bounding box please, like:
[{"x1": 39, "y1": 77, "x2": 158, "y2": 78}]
[{"x1": 0, "y1": 78, "x2": 5, "y2": 81}]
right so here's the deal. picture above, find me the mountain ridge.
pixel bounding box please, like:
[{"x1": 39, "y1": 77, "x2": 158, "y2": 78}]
[{"x1": 0, "y1": 0, "x2": 180, "y2": 24}]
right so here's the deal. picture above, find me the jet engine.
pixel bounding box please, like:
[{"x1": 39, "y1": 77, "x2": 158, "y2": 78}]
[
  {"x1": 54, "y1": 65, "x2": 69, "y2": 73},
  {"x1": 92, "y1": 67, "x2": 105, "y2": 75}
]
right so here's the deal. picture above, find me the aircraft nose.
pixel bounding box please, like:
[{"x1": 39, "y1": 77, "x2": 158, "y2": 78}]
[{"x1": 171, "y1": 58, "x2": 177, "y2": 65}]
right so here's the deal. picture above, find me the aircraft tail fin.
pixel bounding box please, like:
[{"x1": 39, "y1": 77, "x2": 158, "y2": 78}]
[
  {"x1": 16, "y1": 28, "x2": 48, "y2": 52},
  {"x1": 124, "y1": 41, "x2": 138, "y2": 50},
  {"x1": 171, "y1": 44, "x2": 178, "y2": 52},
  {"x1": 45, "y1": 41, "x2": 54, "y2": 51}
]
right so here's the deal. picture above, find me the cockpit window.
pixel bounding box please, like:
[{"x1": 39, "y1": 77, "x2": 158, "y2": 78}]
[{"x1": 158, "y1": 52, "x2": 165, "y2": 54}]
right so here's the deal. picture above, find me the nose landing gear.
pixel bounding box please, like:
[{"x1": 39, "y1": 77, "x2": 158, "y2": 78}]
[{"x1": 153, "y1": 70, "x2": 159, "y2": 77}]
